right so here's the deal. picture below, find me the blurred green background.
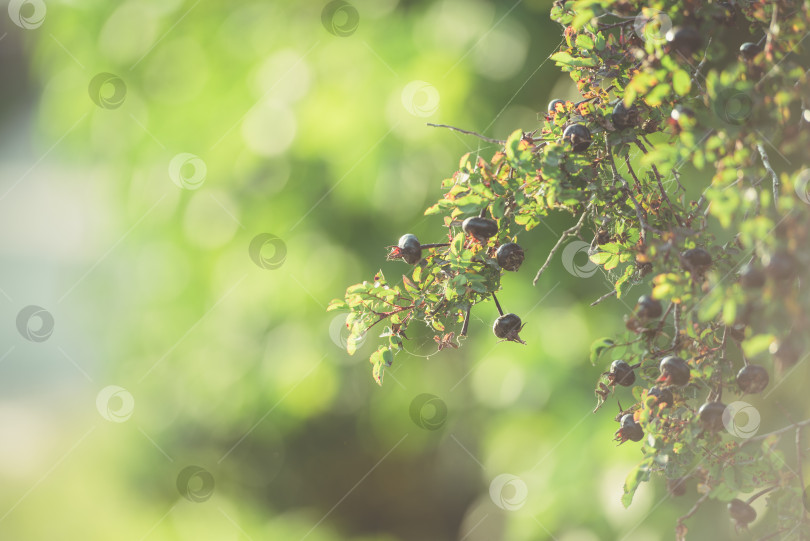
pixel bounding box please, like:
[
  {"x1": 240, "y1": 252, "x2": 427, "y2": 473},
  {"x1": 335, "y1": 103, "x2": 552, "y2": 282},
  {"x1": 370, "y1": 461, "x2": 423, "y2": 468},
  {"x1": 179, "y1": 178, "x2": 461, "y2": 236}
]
[{"x1": 0, "y1": 0, "x2": 778, "y2": 539}]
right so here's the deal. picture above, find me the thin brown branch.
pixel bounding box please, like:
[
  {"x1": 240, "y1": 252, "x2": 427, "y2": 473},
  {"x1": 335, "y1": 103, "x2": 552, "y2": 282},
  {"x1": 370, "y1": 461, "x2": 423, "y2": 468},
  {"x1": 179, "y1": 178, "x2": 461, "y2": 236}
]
[
  {"x1": 757, "y1": 143, "x2": 780, "y2": 208},
  {"x1": 426, "y1": 123, "x2": 505, "y2": 145},
  {"x1": 676, "y1": 491, "x2": 710, "y2": 539},
  {"x1": 590, "y1": 289, "x2": 617, "y2": 306},
  {"x1": 532, "y1": 204, "x2": 593, "y2": 286},
  {"x1": 744, "y1": 418, "x2": 810, "y2": 445},
  {"x1": 605, "y1": 137, "x2": 659, "y2": 243}
]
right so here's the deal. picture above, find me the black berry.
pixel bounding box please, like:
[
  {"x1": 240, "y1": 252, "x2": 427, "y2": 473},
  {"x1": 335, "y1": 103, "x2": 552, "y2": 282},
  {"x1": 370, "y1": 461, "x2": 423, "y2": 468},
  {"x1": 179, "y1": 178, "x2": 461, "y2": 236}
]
[
  {"x1": 615, "y1": 413, "x2": 644, "y2": 443},
  {"x1": 548, "y1": 99, "x2": 565, "y2": 113},
  {"x1": 496, "y1": 243, "x2": 524, "y2": 271},
  {"x1": 736, "y1": 364, "x2": 769, "y2": 394},
  {"x1": 562, "y1": 123, "x2": 592, "y2": 152},
  {"x1": 637, "y1": 295, "x2": 663, "y2": 319},
  {"x1": 609, "y1": 360, "x2": 635, "y2": 387},
  {"x1": 648, "y1": 386, "x2": 674, "y2": 408},
  {"x1": 698, "y1": 401, "x2": 727, "y2": 432},
  {"x1": 665, "y1": 26, "x2": 702, "y2": 57},
  {"x1": 462, "y1": 217, "x2": 498, "y2": 241},
  {"x1": 658, "y1": 356, "x2": 690, "y2": 387},
  {"x1": 728, "y1": 498, "x2": 757, "y2": 526},
  {"x1": 612, "y1": 101, "x2": 639, "y2": 130},
  {"x1": 739, "y1": 263, "x2": 765, "y2": 288},
  {"x1": 739, "y1": 42, "x2": 761, "y2": 60},
  {"x1": 681, "y1": 247, "x2": 712, "y2": 274},
  {"x1": 763, "y1": 251, "x2": 798, "y2": 281},
  {"x1": 493, "y1": 313, "x2": 524, "y2": 343},
  {"x1": 396, "y1": 234, "x2": 422, "y2": 265}
]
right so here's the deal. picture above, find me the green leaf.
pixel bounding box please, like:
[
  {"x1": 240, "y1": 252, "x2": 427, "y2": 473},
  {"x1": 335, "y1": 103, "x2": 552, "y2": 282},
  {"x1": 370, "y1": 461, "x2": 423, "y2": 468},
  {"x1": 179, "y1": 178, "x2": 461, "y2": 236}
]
[
  {"x1": 742, "y1": 334, "x2": 775, "y2": 357},
  {"x1": 575, "y1": 34, "x2": 594, "y2": 50},
  {"x1": 622, "y1": 459, "x2": 652, "y2": 508},
  {"x1": 589, "y1": 337, "x2": 614, "y2": 365},
  {"x1": 327, "y1": 299, "x2": 348, "y2": 312},
  {"x1": 672, "y1": 70, "x2": 692, "y2": 96}
]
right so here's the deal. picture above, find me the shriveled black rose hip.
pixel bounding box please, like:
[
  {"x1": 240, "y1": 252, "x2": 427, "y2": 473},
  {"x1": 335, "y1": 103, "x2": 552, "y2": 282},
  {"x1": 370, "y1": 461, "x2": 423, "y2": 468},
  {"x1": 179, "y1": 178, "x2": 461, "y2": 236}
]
[
  {"x1": 496, "y1": 243, "x2": 524, "y2": 271},
  {"x1": 615, "y1": 413, "x2": 644, "y2": 443},
  {"x1": 648, "y1": 386, "x2": 674, "y2": 407},
  {"x1": 698, "y1": 401, "x2": 727, "y2": 432},
  {"x1": 658, "y1": 356, "x2": 690, "y2": 386},
  {"x1": 681, "y1": 247, "x2": 712, "y2": 274},
  {"x1": 612, "y1": 102, "x2": 639, "y2": 130},
  {"x1": 736, "y1": 364, "x2": 769, "y2": 394},
  {"x1": 397, "y1": 234, "x2": 422, "y2": 265},
  {"x1": 728, "y1": 498, "x2": 757, "y2": 525},
  {"x1": 665, "y1": 26, "x2": 702, "y2": 56},
  {"x1": 637, "y1": 295, "x2": 663, "y2": 319},
  {"x1": 462, "y1": 217, "x2": 498, "y2": 241},
  {"x1": 739, "y1": 263, "x2": 765, "y2": 288},
  {"x1": 609, "y1": 360, "x2": 635, "y2": 387},
  {"x1": 739, "y1": 42, "x2": 761, "y2": 60},
  {"x1": 562, "y1": 123, "x2": 592, "y2": 152},
  {"x1": 493, "y1": 313, "x2": 524, "y2": 343}
]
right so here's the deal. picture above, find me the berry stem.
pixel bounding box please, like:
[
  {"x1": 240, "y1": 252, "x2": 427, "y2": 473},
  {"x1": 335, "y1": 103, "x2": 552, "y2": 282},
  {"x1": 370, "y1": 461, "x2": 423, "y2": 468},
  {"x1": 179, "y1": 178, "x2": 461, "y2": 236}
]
[
  {"x1": 491, "y1": 292, "x2": 504, "y2": 316},
  {"x1": 460, "y1": 305, "x2": 471, "y2": 337},
  {"x1": 425, "y1": 123, "x2": 505, "y2": 145},
  {"x1": 532, "y1": 201, "x2": 594, "y2": 286},
  {"x1": 745, "y1": 485, "x2": 779, "y2": 505},
  {"x1": 420, "y1": 243, "x2": 450, "y2": 249}
]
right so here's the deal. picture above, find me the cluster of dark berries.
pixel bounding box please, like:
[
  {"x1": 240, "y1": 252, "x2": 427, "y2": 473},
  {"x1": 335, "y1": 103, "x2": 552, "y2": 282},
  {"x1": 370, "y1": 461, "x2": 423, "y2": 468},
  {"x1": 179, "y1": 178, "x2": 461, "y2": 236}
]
[{"x1": 387, "y1": 214, "x2": 527, "y2": 344}]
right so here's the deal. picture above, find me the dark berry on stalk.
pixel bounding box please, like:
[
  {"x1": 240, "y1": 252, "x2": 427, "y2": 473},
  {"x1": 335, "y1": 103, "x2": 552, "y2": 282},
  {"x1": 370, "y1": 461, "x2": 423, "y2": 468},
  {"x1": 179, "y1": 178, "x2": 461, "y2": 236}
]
[
  {"x1": 496, "y1": 243, "x2": 524, "y2": 271},
  {"x1": 637, "y1": 295, "x2": 663, "y2": 319},
  {"x1": 548, "y1": 99, "x2": 565, "y2": 113},
  {"x1": 612, "y1": 102, "x2": 639, "y2": 130},
  {"x1": 728, "y1": 498, "x2": 757, "y2": 525},
  {"x1": 609, "y1": 360, "x2": 635, "y2": 387},
  {"x1": 615, "y1": 414, "x2": 644, "y2": 443},
  {"x1": 736, "y1": 365, "x2": 769, "y2": 394},
  {"x1": 462, "y1": 217, "x2": 498, "y2": 241},
  {"x1": 397, "y1": 234, "x2": 422, "y2": 265},
  {"x1": 562, "y1": 123, "x2": 592, "y2": 152},
  {"x1": 739, "y1": 263, "x2": 765, "y2": 288},
  {"x1": 667, "y1": 477, "x2": 687, "y2": 497},
  {"x1": 698, "y1": 401, "x2": 727, "y2": 432},
  {"x1": 763, "y1": 251, "x2": 798, "y2": 281},
  {"x1": 682, "y1": 247, "x2": 712, "y2": 274},
  {"x1": 665, "y1": 26, "x2": 702, "y2": 57},
  {"x1": 493, "y1": 313, "x2": 525, "y2": 343},
  {"x1": 648, "y1": 386, "x2": 674, "y2": 407},
  {"x1": 739, "y1": 42, "x2": 761, "y2": 60},
  {"x1": 658, "y1": 356, "x2": 690, "y2": 386}
]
